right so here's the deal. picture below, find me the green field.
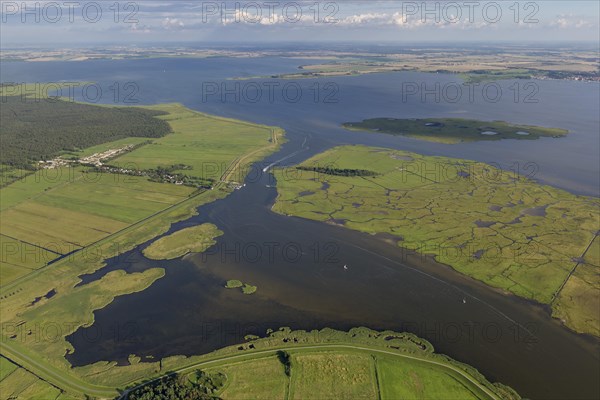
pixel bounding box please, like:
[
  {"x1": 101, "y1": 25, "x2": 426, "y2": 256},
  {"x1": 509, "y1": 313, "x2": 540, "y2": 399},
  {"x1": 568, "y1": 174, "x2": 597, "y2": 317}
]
[
  {"x1": 143, "y1": 223, "x2": 223, "y2": 260},
  {"x1": 0, "y1": 90, "x2": 523, "y2": 399},
  {"x1": 459, "y1": 69, "x2": 534, "y2": 84},
  {"x1": 0, "y1": 99, "x2": 285, "y2": 398},
  {"x1": 0, "y1": 356, "x2": 66, "y2": 400},
  {"x1": 121, "y1": 328, "x2": 518, "y2": 400},
  {"x1": 553, "y1": 234, "x2": 600, "y2": 335},
  {"x1": 343, "y1": 118, "x2": 568, "y2": 144},
  {"x1": 112, "y1": 104, "x2": 280, "y2": 182},
  {"x1": 0, "y1": 165, "x2": 32, "y2": 188},
  {"x1": 376, "y1": 356, "x2": 481, "y2": 399},
  {"x1": 273, "y1": 145, "x2": 600, "y2": 336},
  {"x1": 214, "y1": 357, "x2": 288, "y2": 399},
  {"x1": 69, "y1": 137, "x2": 153, "y2": 159},
  {"x1": 0, "y1": 101, "x2": 282, "y2": 285},
  {"x1": 0, "y1": 168, "x2": 194, "y2": 284},
  {"x1": 214, "y1": 351, "x2": 489, "y2": 400},
  {"x1": 289, "y1": 352, "x2": 377, "y2": 399},
  {"x1": 0, "y1": 235, "x2": 59, "y2": 284}
]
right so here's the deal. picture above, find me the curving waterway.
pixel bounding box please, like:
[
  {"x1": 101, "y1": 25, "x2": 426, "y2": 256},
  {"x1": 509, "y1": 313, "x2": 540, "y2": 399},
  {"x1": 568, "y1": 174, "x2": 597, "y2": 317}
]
[{"x1": 2, "y1": 57, "x2": 599, "y2": 399}]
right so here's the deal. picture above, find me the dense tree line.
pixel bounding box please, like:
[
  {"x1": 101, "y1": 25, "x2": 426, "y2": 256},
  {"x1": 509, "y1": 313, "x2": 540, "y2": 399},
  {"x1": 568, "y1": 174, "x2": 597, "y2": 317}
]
[
  {"x1": 296, "y1": 166, "x2": 378, "y2": 177},
  {"x1": 126, "y1": 371, "x2": 225, "y2": 400},
  {"x1": 0, "y1": 96, "x2": 171, "y2": 168}
]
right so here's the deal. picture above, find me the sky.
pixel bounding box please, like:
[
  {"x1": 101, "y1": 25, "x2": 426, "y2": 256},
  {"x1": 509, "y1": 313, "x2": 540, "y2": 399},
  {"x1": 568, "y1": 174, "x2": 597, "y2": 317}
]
[{"x1": 1, "y1": 1, "x2": 599, "y2": 46}]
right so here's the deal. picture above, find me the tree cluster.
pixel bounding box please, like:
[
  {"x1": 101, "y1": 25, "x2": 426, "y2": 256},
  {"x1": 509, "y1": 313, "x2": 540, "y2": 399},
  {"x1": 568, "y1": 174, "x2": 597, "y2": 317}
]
[
  {"x1": 126, "y1": 371, "x2": 225, "y2": 400},
  {"x1": 1, "y1": 96, "x2": 171, "y2": 168}
]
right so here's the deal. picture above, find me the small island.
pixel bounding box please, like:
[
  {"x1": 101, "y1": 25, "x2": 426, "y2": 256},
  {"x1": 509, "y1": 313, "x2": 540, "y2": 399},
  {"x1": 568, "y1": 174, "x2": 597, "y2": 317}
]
[
  {"x1": 143, "y1": 223, "x2": 223, "y2": 260},
  {"x1": 225, "y1": 279, "x2": 257, "y2": 295},
  {"x1": 342, "y1": 118, "x2": 568, "y2": 144}
]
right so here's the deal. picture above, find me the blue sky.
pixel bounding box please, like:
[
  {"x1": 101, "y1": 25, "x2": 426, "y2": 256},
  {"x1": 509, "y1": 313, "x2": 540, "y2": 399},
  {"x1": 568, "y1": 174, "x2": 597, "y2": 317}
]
[{"x1": 1, "y1": 1, "x2": 599, "y2": 45}]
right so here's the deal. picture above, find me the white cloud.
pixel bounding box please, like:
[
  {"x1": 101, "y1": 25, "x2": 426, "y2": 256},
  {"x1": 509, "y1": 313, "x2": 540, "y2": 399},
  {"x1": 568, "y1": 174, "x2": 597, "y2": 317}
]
[
  {"x1": 162, "y1": 17, "x2": 185, "y2": 29},
  {"x1": 129, "y1": 23, "x2": 152, "y2": 34},
  {"x1": 338, "y1": 13, "x2": 388, "y2": 25},
  {"x1": 551, "y1": 14, "x2": 595, "y2": 29}
]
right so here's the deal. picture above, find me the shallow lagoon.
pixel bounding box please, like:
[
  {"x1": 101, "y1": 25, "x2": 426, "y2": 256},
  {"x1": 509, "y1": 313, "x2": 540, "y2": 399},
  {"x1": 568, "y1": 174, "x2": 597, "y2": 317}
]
[{"x1": 3, "y1": 57, "x2": 599, "y2": 399}]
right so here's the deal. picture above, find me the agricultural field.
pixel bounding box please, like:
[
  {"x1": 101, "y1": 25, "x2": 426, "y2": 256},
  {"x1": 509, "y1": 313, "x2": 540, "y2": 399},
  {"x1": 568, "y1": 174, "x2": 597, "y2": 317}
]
[
  {"x1": 0, "y1": 100, "x2": 285, "y2": 398},
  {"x1": 0, "y1": 235, "x2": 59, "y2": 283},
  {"x1": 213, "y1": 357, "x2": 288, "y2": 399},
  {"x1": 0, "y1": 168, "x2": 194, "y2": 284},
  {"x1": 69, "y1": 137, "x2": 153, "y2": 159},
  {"x1": 343, "y1": 118, "x2": 568, "y2": 144},
  {"x1": 143, "y1": 223, "x2": 224, "y2": 260},
  {"x1": 235, "y1": 47, "x2": 599, "y2": 82},
  {"x1": 289, "y1": 352, "x2": 377, "y2": 399},
  {"x1": 0, "y1": 101, "x2": 281, "y2": 286},
  {"x1": 273, "y1": 145, "x2": 600, "y2": 336},
  {"x1": 376, "y1": 356, "x2": 481, "y2": 400},
  {"x1": 212, "y1": 352, "x2": 491, "y2": 400},
  {"x1": 124, "y1": 328, "x2": 517, "y2": 400},
  {"x1": 111, "y1": 103, "x2": 282, "y2": 183},
  {"x1": 0, "y1": 356, "x2": 65, "y2": 400},
  {"x1": 0, "y1": 165, "x2": 32, "y2": 188}
]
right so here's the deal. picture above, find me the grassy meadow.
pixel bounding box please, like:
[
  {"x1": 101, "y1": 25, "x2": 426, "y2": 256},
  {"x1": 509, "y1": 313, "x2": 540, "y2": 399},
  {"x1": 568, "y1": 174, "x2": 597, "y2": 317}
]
[
  {"x1": 213, "y1": 357, "x2": 289, "y2": 399},
  {"x1": 112, "y1": 103, "x2": 282, "y2": 183},
  {"x1": 213, "y1": 352, "x2": 490, "y2": 400},
  {"x1": 143, "y1": 223, "x2": 223, "y2": 260},
  {"x1": 0, "y1": 165, "x2": 32, "y2": 187},
  {"x1": 289, "y1": 352, "x2": 377, "y2": 399},
  {"x1": 0, "y1": 356, "x2": 65, "y2": 400},
  {"x1": 0, "y1": 102, "x2": 281, "y2": 286},
  {"x1": 553, "y1": 234, "x2": 600, "y2": 335},
  {"x1": 197, "y1": 328, "x2": 517, "y2": 400},
  {"x1": 0, "y1": 100, "x2": 284, "y2": 398},
  {"x1": 376, "y1": 356, "x2": 481, "y2": 400},
  {"x1": 0, "y1": 167, "x2": 194, "y2": 284},
  {"x1": 273, "y1": 145, "x2": 600, "y2": 336}
]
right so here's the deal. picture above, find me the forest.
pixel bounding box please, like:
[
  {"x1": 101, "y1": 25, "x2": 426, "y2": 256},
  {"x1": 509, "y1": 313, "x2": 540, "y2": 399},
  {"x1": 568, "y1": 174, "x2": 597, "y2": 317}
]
[{"x1": 0, "y1": 95, "x2": 171, "y2": 168}]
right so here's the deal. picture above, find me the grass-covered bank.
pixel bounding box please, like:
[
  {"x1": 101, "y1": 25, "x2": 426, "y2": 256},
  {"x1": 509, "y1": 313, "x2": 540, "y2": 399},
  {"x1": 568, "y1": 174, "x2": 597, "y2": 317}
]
[
  {"x1": 143, "y1": 223, "x2": 223, "y2": 260},
  {"x1": 273, "y1": 145, "x2": 600, "y2": 336},
  {"x1": 0, "y1": 94, "x2": 284, "y2": 398},
  {"x1": 122, "y1": 328, "x2": 519, "y2": 400}
]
